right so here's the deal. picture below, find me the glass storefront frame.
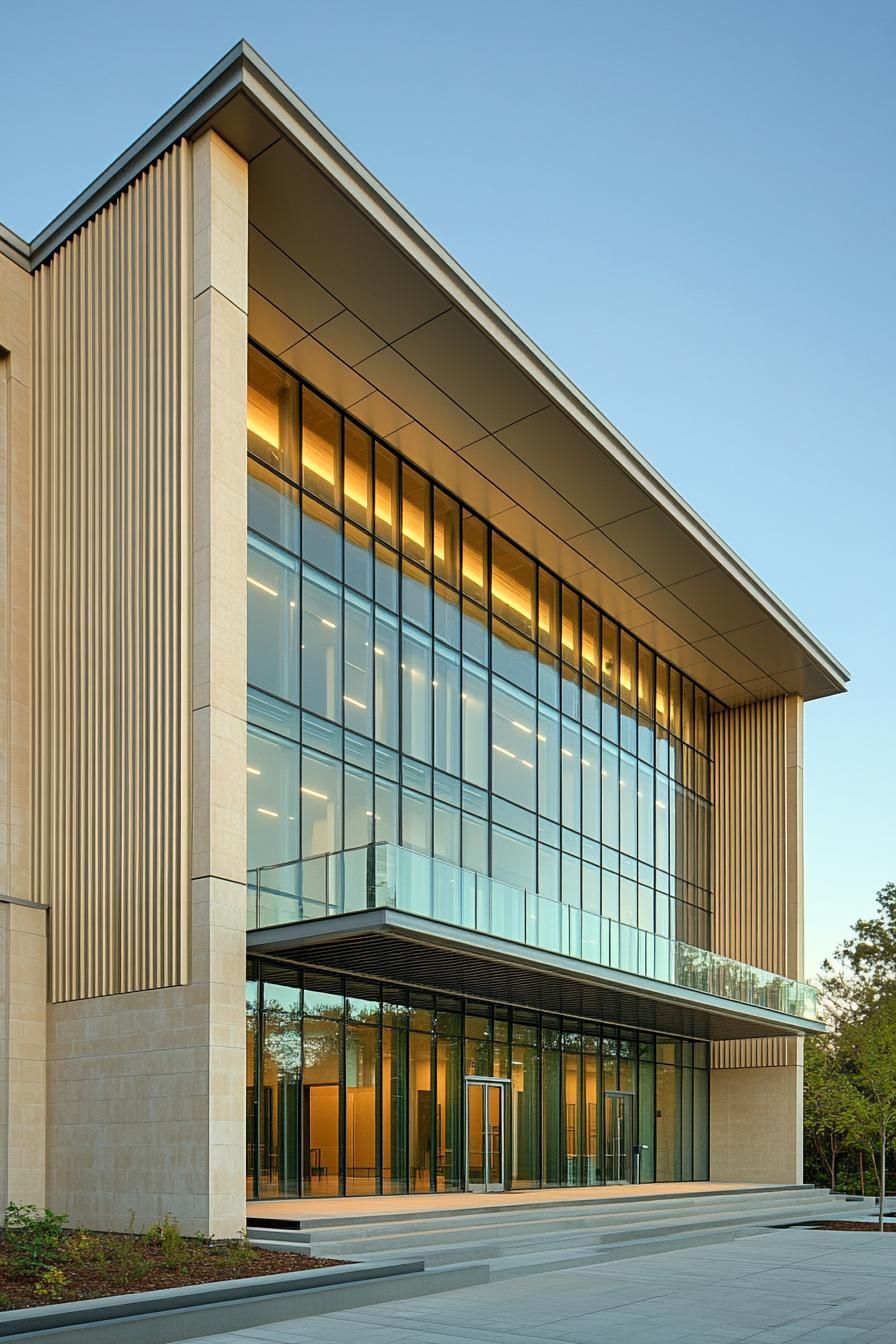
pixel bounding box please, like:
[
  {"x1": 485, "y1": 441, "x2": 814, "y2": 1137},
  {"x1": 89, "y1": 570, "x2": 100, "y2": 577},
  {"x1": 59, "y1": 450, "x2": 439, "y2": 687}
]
[{"x1": 246, "y1": 959, "x2": 711, "y2": 1200}]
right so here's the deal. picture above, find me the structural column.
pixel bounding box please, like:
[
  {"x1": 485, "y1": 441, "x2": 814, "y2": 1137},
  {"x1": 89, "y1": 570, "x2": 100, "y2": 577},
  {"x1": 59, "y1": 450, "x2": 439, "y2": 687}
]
[
  {"x1": 710, "y1": 694, "x2": 805, "y2": 1184},
  {"x1": 191, "y1": 130, "x2": 250, "y2": 1235}
]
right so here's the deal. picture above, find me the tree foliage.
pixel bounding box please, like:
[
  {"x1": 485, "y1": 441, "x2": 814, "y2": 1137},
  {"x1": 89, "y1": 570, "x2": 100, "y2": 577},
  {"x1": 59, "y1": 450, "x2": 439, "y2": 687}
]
[{"x1": 805, "y1": 883, "x2": 896, "y2": 1225}]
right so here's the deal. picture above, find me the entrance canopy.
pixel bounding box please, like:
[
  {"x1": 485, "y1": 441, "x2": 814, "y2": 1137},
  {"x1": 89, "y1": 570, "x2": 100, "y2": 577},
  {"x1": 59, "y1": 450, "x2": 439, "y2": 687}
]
[{"x1": 248, "y1": 906, "x2": 823, "y2": 1042}]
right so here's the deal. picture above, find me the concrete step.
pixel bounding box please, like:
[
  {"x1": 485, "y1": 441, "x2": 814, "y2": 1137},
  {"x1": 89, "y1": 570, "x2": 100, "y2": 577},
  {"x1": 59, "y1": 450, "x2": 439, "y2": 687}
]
[
  {"x1": 248, "y1": 1186, "x2": 835, "y2": 1251},
  {"x1": 248, "y1": 1183, "x2": 822, "y2": 1234},
  {"x1": 250, "y1": 1196, "x2": 849, "y2": 1264},
  {"x1": 261, "y1": 1195, "x2": 843, "y2": 1257}
]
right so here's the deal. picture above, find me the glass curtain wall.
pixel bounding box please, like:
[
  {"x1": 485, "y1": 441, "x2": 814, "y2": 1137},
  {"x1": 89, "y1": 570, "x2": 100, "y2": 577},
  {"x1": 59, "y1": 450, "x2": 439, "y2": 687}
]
[
  {"x1": 246, "y1": 961, "x2": 710, "y2": 1199},
  {"x1": 247, "y1": 343, "x2": 716, "y2": 949}
]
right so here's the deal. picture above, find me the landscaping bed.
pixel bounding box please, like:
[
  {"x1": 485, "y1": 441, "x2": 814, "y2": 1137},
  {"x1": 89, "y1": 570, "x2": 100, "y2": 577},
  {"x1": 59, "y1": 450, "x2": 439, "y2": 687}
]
[
  {"x1": 807, "y1": 1220, "x2": 896, "y2": 1232},
  {"x1": 0, "y1": 1205, "x2": 344, "y2": 1312}
]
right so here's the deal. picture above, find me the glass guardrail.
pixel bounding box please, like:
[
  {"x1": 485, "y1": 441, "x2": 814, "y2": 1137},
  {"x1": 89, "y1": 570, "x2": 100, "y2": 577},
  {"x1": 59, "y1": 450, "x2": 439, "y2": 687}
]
[{"x1": 246, "y1": 842, "x2": 818, "y2": 1021}]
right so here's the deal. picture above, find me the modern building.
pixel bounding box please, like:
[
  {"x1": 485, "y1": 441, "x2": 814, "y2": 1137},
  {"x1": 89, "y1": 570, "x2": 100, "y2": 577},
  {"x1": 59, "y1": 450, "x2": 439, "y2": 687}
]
[{"x1": 0, "y1": 43, "x2": 847, "y2": 1234}]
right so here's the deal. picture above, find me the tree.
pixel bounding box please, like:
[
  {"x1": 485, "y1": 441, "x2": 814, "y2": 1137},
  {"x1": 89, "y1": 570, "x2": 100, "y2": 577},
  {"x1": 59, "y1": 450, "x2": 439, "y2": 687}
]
[
  {"x1": 803, "y1": 1036, "x2": 866, "y2": 1190},
  {"x1": 840, "y1": 992, "x2": 896, "y2": 1231},
  {"x1": 818, "y1": 883, "x2": 896, "y2": 1028}
]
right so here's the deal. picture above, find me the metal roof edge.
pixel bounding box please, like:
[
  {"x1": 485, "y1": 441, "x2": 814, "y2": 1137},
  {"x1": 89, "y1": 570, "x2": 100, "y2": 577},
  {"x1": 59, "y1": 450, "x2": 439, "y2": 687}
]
[
  {"x1": 14, "y1": 40, "x2": 849, "y2": 691},
  {"x1": 235, "y1": 46, "x2": 849, "y2": 694},
  {"x1": 0, "y1": 220, "x2": 31, "y2": 269}
]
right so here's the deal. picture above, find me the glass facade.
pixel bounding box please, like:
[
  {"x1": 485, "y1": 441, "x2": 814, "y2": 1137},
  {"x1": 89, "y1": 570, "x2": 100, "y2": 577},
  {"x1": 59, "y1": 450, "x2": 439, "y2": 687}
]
[
  {"x1": 246, "y1": 961, "x2": 710, "y2": 1199},
  {"x1": 246, "y1": 343, "x2": 715, "y2": 950},
  {"x1": 245, "y1": 341, "x2": 718, "y2": 1197}
]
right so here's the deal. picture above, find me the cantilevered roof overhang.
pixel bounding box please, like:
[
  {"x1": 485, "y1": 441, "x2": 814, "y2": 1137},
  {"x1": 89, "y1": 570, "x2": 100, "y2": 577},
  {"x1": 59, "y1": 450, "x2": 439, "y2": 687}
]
[
  {"x1": 248, "y1": 908, "x2": 825, "y2": 1042},
  {"x1": 3, "y1": 41, "x2": 848, "y2": 707}
]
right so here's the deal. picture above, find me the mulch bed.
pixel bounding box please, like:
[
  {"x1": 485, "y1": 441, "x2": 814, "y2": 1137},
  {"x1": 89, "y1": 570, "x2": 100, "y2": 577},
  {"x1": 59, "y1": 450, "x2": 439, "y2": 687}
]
[
  {"x1": 807, "y1": 1221, "x2": 896, "y2": 1232},
  {"x1": 0, "y1": 1230, "x2": 346, "y2": 1311}
]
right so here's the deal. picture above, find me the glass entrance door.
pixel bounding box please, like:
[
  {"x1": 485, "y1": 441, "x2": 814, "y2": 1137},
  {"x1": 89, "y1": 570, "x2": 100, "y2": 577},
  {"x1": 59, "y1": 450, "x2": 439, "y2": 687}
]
[
  {"x1": 604, "y1": 1091, "x2": 635, "y2": 1184},
  {"x1": 465, "y1": 1079, "x2": 505, "y2": 1191}
]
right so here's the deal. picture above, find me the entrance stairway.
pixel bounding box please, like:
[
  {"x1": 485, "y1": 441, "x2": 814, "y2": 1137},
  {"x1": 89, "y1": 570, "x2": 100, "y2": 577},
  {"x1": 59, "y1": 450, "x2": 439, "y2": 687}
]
[{"x1": 249, "y1": 1185, "x2": 865, "y2": 1281}]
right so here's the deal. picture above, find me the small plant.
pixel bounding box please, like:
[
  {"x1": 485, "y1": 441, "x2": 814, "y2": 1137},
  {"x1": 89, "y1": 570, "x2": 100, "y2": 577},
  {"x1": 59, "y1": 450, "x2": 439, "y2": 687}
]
[
  {"x1": 3, "y1": 1204, "x2": 68, "y2": 1279},
  {"x1": 144, "y1": 1213, "x2": 189, "y2": 1272},
  {"x1": 106, "y1": 1234, "x2": 152, "y2": 1285},
  {"x1": 33, "y1": 1267, "x2": 68, "y2": 1302},
  {"x1": 0, "y1": 1291, "x2": 13, "y2": 1311},
  {"x1": 64, "y1": 1229, "x2": 97, "y2": 1264},
  {"x1": 221, "y1": 1229, "x2": 256, "y2": 1269}
]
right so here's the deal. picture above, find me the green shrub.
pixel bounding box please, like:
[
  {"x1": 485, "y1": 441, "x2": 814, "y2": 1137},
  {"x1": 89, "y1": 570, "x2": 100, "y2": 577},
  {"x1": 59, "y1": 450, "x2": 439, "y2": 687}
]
[
  {"x1": 144, "y1": 1213, "x2": 189, "y2": 1272},
  {"x1": 3, "y1": 1204, "x2": 68, "y2": 1279},
  {"x1": 33, "y1": 1267, "x2": 68, "y2": 1302}
]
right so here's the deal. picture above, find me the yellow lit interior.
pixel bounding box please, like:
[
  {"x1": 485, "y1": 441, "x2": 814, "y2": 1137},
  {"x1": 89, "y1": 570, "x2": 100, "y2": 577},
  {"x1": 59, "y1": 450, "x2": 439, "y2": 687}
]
[{"x1": 247, "y1": 385, "x2": 281, "y2": 456}]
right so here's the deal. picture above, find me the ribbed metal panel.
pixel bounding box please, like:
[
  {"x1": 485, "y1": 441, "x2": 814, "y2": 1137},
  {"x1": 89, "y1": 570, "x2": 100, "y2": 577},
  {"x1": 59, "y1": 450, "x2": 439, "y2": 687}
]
[
  {"x1": 711, "y1": 697, "x2": 802, "y2": 1070},
  {"x1": 33, "y1": 144, "x2": 192, "y2": 1001}
]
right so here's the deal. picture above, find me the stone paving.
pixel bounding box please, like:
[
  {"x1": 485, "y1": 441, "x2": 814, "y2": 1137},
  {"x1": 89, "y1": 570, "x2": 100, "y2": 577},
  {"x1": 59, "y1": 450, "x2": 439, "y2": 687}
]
[{"x1": 183, "y1": 1229, "x2": 896, "y2": 1344}]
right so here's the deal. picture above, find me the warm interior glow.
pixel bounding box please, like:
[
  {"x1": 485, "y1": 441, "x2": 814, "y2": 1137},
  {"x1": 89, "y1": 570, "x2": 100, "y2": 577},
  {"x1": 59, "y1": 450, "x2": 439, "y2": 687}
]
[
  {"x1": 301, "y1": 786, "x2": 329, "y2": 801},
  {"x1": 247, "y1": 386, "x2": 281, "y2": 456}
]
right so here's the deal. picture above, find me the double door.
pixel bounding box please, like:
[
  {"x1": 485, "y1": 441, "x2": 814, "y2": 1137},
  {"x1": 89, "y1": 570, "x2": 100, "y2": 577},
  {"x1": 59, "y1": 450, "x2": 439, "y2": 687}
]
[
  {"x1": 604, "y1": 1090, "x2": 635, "y2": 1184},
  {"x1": 465, "y1": 1078, "x2": 506, "y2": 1192}
]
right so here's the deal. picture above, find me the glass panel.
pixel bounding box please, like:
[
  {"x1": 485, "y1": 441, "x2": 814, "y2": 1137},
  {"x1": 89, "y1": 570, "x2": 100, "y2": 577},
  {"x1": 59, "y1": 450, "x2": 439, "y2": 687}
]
[
  {"x1": 436, "y1": 1037, "x2": 462, "y2": 1191},
  {"x1": 401, "y1": 464, "x2": 431, "y2": 566},
  {"x1": 343, "y1": 421, "x2": 372, "y2": 530},
  {"x1": 467, "y1": 1082, "x2": 485, "y2": 1187},
  {"x1": 302, "y1": 387, "x2": 340, "y2": 508},
  {"x1": 434, "y1": 646, "x2": 461, "y2": 777},
  {"x1": 542, "y1": 1048, "x2": 561, "y2": 1187},
  {"x1": 462, "y1": 662, "x2": 488, "y2": 787},
  {"x1": 374, "y1": 443, "x2": 399, "y2": 546},
  {"x1": 655, "y1": 1063, "x2": 680, "y2": 1181},
  {"x1": 302, "y1": 1018, "x2": 340, "y2": 1197},
  {"x1": 345, "y1": 1023, "x2": 378, "y2": 1195},
  {"x1": 343, "y1": 592, "x2": 372, "y2": 738},
  {"x1": 374, "y1": 611, "x2": 399, "y2": 748},
  {"x1": 302, "y1": 570, "x2": 341, "y2": 722},
  {"x1": 260, "y1": 978, "x2": 302, "y2": 1198},
  {"x1": 301, "y1": 748, "x2": 341, "y2": 858},
  {"x1": 538, "y1": 570, "x2": 559, "y2": 653},
  {"x1": 410, "y1": 1032, "x2": 434, "y2": 1191},
  {"x1": 248, "y1": 727, "x2": 299, "y2": 874},
  {"x1": 604, "y1": 1093, "x2": 634, "y2": 1183},
  {"x1": 584, "y1": 1052, "x2": 599, "y2": 1185},
  {"x1": 487, "y1": 1084, "x2": 503, "y2": 1187},
  {"x1": 492, "y1": 535, "x2": 535, "y2": 639},
  {"x1": 462, "y1": 513, "x2": 487, "y2": 603},
  {"x1": 248, "y1": 347, "x2": 298, "y2": 479},
  {"x1": 563, "y1": 1050, "x2": 582, "y2": 1186},
  {"x1": 247, "y1": 542, "x2": 299, "y2": 703},
  {"x1": 561, "y1": 587, "x2": 579, "y2": 667},
  {"x1": 619, "y1": 630, "x2": 636, "y2": 707},
  {"x1": 246, "y1": 976, "x2": 258, "y2": 1198},
  {"x1": 401, "y1": 627, "x2": 433, "y2": 763},
  {"x1": 248, "y1": 459, "x2": 300, "y2": 554},
  {"x1": 492, "y1": 680, "x2": 536, "y2": 810},
  {"x1": 302, "y1": 496, "x2": 342, "y2": 578},
  {"x1": 433, "y1": 490, "x2": 460, "y2": 587},
  {"x1": 382, "y1": 1022, "x2": 408, "y2": 1193}
]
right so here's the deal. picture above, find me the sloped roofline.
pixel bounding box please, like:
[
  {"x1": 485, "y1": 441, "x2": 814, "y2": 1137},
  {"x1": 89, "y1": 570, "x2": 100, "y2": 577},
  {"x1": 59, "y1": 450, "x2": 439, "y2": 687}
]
[{"x1": 0, "y1": 40, "x2": 849, "y2": 693}]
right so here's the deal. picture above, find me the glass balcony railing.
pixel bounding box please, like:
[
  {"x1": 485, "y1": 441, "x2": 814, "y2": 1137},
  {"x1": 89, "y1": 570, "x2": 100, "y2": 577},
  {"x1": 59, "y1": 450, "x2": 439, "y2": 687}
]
[{"x1": 246, "y1": 842, "x2": 819, "y2": 1022}]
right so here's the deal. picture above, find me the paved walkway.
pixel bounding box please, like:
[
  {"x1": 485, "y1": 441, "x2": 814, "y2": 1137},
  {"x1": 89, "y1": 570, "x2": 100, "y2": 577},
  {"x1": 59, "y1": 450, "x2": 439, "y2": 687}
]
[{"x1": 184, "y1": 1229, "x2": 896, "y2": 1344}]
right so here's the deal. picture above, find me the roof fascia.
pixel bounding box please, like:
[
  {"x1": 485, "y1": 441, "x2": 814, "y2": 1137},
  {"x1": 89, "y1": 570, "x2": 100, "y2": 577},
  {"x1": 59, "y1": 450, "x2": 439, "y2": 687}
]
[
  {"x1": 0, "y1": 221, "x2": 30, "y2": 269},
  {"x1": 17, "y1": 40, "x2": 848, "y2": 692},
  {"x1": 236, "y1": 47, "x2": 848, "y2": 693}
]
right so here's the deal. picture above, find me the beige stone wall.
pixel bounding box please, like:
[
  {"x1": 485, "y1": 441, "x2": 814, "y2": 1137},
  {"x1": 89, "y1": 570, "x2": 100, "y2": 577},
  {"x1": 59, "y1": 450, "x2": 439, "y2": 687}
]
[
  {"x1": 710, "y1": 1050, "x2": 804, "y2": 1185},
  {"x1": 0, "y1": 901, "x2": 47, "y2": 1210},
  {"x1": 42, "y1": 131, "x2": 249, "y2": 1234}
]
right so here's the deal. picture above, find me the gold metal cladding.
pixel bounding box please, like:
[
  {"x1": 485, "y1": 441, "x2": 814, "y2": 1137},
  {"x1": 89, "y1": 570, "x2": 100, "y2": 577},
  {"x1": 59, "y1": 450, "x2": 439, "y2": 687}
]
[
  {"x1": 711, "y1": 694, "x2": 804, "y2": 1070},
  {"x1": 33, "y1": 143, "x2": 192, "y2": 1001}
]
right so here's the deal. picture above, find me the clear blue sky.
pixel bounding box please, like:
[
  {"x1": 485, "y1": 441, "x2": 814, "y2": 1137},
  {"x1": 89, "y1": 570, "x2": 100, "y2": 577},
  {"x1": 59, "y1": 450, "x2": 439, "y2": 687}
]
[{"x1": 2, "y1": 1, "x2": 893, "y2": 974}]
